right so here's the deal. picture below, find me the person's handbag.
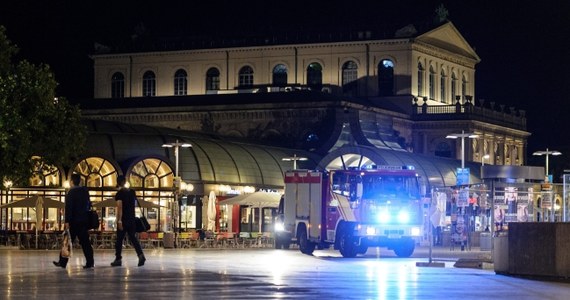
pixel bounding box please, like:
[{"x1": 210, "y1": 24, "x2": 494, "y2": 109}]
[
  {"x1": 135, "y1": 197, "x2": 151, "y2": 232},
  {"x1": 87, "y1": 209, "x2": 100, "y2": 230},
  {"x1": 135, "y1": 215, "x2": 151, "y2": 233},
  {"x1": 61, "y1": 230, "x2": 72, "y2": 258},
  {"x1": 86, "y1": 201, "x2": 100, "y2": 230}
]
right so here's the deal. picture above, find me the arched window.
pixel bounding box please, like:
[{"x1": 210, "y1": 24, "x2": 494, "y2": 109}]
[
  {"x1": 429, "y1": 65, "x2": 435, "y2": 100},
  {"x1": 206, "y1": 68, "x2": 220, "y2": 91},
  {"x1": 111, "y1": 72, "x2": 124, "y2": 98},
  {"x1": 238, "y1": 66, "x2": 254, "y2": 88},
  {"x1": 29, "y1": 156, "x2": 61, "y2": 187},
  {"x1": 342, "y1": 61, "x2": 358, "y2": 96},
  {"x1": 142, "y1": 71, "x2": 156, "y2": 97},
  {"x1": 451, "y1": 72, "x2": 458, "y2": 102},
  {"x1": 378, "y1": 59, "x2": 394, "y2": 96},
  {"x1": 73, "y1": 157, "x2": 119, "y2": 188},
  {"x1": 307, "y1": 62, "x2": 322, "y2": 90},
  {"x1": 174, "y1": 69, "x2": 188, "y2": 96},
  {"x1": 435, "y1": 142, "x2": 452, "y2": 158},
  {"x1": 417, "y1": 62, "x2": 424, "y2": 97},
  {"x1": 440, "y1": 69, "x2": 446, "y2": 103},
  {"x1": 129, "y1": 158, "x2": 173, "y2": 189},
  {"x1": 272, "y1": 64, "x2": 288, "y2": 87},
  {"x1": 462, "y1": 74, "x2": 468, "y2": 102}
]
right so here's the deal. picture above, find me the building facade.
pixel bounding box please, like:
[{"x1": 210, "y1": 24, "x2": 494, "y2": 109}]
[{"x1": 1, "y1": 21, "x2": 533, "y2": 235}]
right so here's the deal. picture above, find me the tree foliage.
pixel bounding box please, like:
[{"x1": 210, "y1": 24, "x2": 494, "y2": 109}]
[{"x1": 0, "y1": 26, "x2": 86, "y2": 187}]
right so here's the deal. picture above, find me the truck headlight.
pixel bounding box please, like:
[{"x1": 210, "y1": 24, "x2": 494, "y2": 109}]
[
  {"x1": 410, "y1": 227, "x2": 421, "y2": 236},
  {"x1": 274, "y1": 222, "x2": 285, "y2": 232},
  {"x1": 397, "y1": 211, "x2": 410, "y2": 223},
  {"x1": 378, "y1": 211, "x2": 391, "y2": 223}
]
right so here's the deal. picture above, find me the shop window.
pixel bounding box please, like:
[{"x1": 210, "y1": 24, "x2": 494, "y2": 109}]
[
  {"x1": 29, "y1": 156, "x2": 61, "y2": 187},
  {"x1": 129, "y1": 158, "x2": 173, "y2": 189},
  {"x1": 73, "y1": 157, "x2": 118, "y2": 188}
]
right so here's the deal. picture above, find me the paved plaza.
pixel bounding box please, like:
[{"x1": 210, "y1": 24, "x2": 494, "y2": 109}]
[{"x1": 1, "y1": 246, "x2": 569, "y2": 299}]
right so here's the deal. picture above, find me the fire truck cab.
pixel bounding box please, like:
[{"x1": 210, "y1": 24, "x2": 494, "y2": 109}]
[{"x1": 275, "y1": 166, "x2": 422, "y2": 257}]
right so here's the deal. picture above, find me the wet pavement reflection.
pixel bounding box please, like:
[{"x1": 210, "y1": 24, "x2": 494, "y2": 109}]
[{"x1": 1, "y1": 247, "x2": 569, "y2": 299}]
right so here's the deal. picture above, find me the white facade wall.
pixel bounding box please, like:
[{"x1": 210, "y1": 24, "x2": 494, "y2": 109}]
[{"x1": 92, "y1": 39, "x2": 475, "y2": 102}]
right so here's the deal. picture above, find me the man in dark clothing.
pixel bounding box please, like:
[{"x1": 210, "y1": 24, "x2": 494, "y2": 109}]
[
  {"x1": 110, "y1": 175, "x2": 146, "y2": 267},
  {"x1": 53, "y1": 173, "x2": 95, "y2": 269}
]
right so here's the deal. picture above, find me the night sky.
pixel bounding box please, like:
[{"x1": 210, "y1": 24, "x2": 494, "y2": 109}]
[{"x1": 1, "y1": 0, "x2": 569, "y2": 160}]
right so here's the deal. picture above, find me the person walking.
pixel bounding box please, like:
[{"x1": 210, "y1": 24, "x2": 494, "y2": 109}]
[
  {"x1": 53, "y1": 173, "x2": 95, "y2": 269},
  {"x1": 110, "y1": 175, "x2": 146, "y2": 267}
]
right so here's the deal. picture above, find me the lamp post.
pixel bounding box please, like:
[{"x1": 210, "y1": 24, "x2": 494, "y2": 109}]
[
  {"x1": 533, "y1": 148, "x2": 562, "y2": 182},
  {"x1": 446, "y1": 130, "x2": 479, "y2": 169},
  {"x1": 481, "y1": 154, "x2": 490, "y2": 166},
  {"x1": 162, "y1": 139, "x2": 192, "y2": 245},
  {"x1": 282, "y1": 154, "x2": 308, "y2": 170},
  {"x1": 162, "y1": 139, "x2": 192, "y2": 178}
]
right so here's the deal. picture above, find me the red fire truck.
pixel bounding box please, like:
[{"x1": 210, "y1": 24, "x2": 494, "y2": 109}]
[{"x1": 274, "y1": 166, "x2": 423, "y2": 257}]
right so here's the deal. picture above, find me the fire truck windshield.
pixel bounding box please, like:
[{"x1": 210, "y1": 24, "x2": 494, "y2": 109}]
[{"x1": 331, "y1": 172, "x2": 420, "y2": 203}]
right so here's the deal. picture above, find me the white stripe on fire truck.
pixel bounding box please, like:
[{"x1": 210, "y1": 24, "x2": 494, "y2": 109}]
[{"x1": 331, "y1": 192, "x2": 356, "y2": 222}]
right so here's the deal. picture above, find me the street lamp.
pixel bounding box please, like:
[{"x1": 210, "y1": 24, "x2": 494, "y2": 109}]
[
  {"x1": 162, "y1": 139, "x2": 191, "y2": 242},
  {"x1": 533, "y1": 148, "x2": 562, "y2": 182},
  {"x1": 446, "y1": 130, "x2": 478, "y2": 169},
  {"x1": 481, "y1": 154, "x2": 490, "y2": 166},
  {"x1": 282, "y1": 154, "x2": 308, "y2": 170},
  {"x1": 162, "y1": 139, "x2": 192, "y2": 178}
]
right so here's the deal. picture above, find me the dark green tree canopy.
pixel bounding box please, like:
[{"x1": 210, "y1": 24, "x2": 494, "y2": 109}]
[{"x1": 0, "y1": 26, "x2": 86, "y2": 187}]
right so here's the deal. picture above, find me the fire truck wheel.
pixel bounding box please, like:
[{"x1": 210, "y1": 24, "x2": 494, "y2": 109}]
[
  {"x1": 339, "y1": 231, "x2": 358, "y2": 258},
  {"x1": 274, "y1": 238, "x2": 282, "y2": 249},
  {"x1": 298, "y1": 229, "x2": 315, "y2": 255},
  {"x1": 356, "y1": 245, "x2": 368, "y2": 255},
  {"x1": 393, "y1": 239, "x2": 415, "y2": 257}
]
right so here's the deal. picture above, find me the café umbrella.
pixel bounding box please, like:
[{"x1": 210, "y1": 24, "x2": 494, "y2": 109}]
[
  {"x1": 221, "y1": 191, "x2": 281, "y2": 233},
  {"x1": 207, "y1": 191, "x2": 217, "y2": 231},
  {"x1": 0, "y1": 195, "x2": 65, "y2": 248}
]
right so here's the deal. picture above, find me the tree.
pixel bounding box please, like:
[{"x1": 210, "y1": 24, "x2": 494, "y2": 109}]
[{"x1": 0, "y1": 26, "x2": 86, "y2": 187}]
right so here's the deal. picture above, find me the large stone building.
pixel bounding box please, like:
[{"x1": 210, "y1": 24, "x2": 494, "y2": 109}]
[
  {"x1": 85, "y1": 21, "x2": 528, "y2": 170},
  {"x1": 1, "y1": 20, "x2": 534, "y2": 235}
]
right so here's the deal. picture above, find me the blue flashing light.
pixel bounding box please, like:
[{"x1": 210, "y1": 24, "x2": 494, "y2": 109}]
[
  {"x1": 397, "y1": 210, "x2": 410, "y2": 223},
  {"x1": 378, "y1": 211, "x2": 391, "y2": 223}
]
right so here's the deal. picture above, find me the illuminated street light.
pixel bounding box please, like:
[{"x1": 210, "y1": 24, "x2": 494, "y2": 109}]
[
  {"x1": 162, "y1": 139, "x2": 192, "y2": 240},
  {"x1": 282, "y1": 154, "x2": 308, "y2": 170},
  {"x1": 446, "y1": 130, "x2": 478, "y2": 169},
  {"x1": 533, "y1": 148, "x2": 562, "y2": 182},
  {"x1": 481, "y1": 154, "x2": 490, "y2": 166},
  {"x1": 162, "y1": 139, "x2": 192, "y2": 178}
]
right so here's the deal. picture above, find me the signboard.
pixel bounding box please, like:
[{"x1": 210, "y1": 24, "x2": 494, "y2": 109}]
[
  {"x1": 493, "y1": 186, "x2": 532, "y2": 223},
  {"x1": 457, "y1": 187, "x2": 469, "y2": 207},
  {"x1": 456, "y1": 168, "x2": 470, "y2": 186}
]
